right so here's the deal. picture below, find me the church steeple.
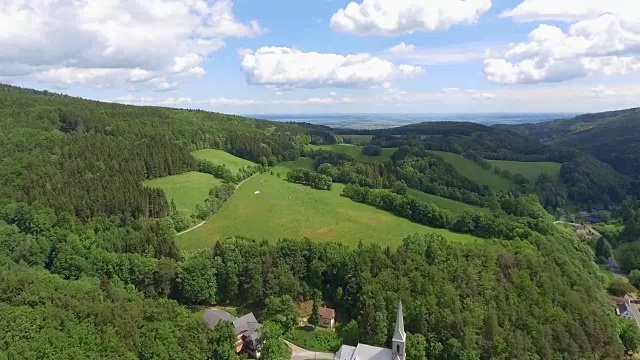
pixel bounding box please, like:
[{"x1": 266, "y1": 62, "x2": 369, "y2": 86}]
[{"x1": 392, "y1": 301, "x2": 406, "y2": 360}]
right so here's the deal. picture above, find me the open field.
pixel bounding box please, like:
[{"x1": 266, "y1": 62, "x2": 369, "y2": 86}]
[
  {"x1": 426, "y1": 150, "x2": 514, "y2": 190},
  {"x1": 487, "y1": 159, "x2": 561, "y2": 181},
  {"x1": 406, "y1": 189, "x2": 491, "y2": 214},
  {"x1": 310, "y1": 144, "x2": 397, "y2": 163},
  {"x1": 280, "y1": 157, "x2": 315, "y2": 170},
  {"x1": 143, "y1": 172, "x2": 222, "y2": 214},
  {"x1": 191, "y1": 149, "x2": 256, "y2": 174},
  {"x1": 178, "y1": 168, "x2": 478, "y2": 251},
  {"x1": 341, "y1": 134, "x2": 373, "y2": 144}
]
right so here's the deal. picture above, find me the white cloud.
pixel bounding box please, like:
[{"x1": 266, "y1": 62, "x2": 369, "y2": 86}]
[
  {"x1": 272, "y1": 97, "x2": 357, "y2": 105},
  {"x1": 205, "y1": 97, "x2": 265, "y2": 105},
  {"x1": 240, "y1": 46, "x2": 424, "y2": 88},
  {"x1": 330, "y1": 0, "x2": 492, "y2": 36},
  {"x1": 387, "y1": 42, "x2": 415, "y2": 54},
  {"x1": 441, "y1": 88, "x2": 496, "y2": 99},
  {"x1": 589, "y1": 85, "x2": 616, "y2": 98},
  {"x1": 500, "y1": 0, "x2": 637, "y2": 22},
  {"x1": 0, "y1": 0, "x2": 262, "y2": 89},
  {"x1": 112, "y1": 95, "x2": 193, "y2": 106},
  {"x1": 484, "y1": 10, "x2": 640, "y2": 84}
]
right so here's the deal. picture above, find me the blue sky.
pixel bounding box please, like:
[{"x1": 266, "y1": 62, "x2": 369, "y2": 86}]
[{"x1": 1, "y1": 0, "x2": 639, "y2": 114}]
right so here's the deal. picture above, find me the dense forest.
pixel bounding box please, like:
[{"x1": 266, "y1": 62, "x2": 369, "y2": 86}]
[
  {"x1": 0, "y1": 85, "x2": 635, "y2": 359},
  {"x1": 505, "y1": 108, "x2": 640, "y2": 180}
]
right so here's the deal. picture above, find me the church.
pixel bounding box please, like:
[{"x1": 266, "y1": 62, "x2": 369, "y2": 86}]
[{"x1": 334, "y1": 302, "x2": 406, "y2": 360}]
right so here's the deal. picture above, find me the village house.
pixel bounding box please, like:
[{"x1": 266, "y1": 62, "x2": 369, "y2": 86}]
[
  {"x1": 203, "y1": 308, "x2": 263, "y2": 358},
  {"x1": 334, "y1": 302, "x2": 406, "y2": 360},
  {"x1": 611, "y1": 297, "x2": 635, "y2": 321},
  {"x1": 318, "y1": 307, "x2": 336, "y2": 329}
]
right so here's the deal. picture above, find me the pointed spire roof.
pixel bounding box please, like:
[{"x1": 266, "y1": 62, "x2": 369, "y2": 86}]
[{"x1": 392, "y1": 301, "x2": 406, "y2": 341}]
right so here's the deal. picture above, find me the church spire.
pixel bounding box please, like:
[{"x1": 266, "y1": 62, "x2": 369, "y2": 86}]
[{"x1": 393, "y1": 301, "x2": 406, "y2": 341}]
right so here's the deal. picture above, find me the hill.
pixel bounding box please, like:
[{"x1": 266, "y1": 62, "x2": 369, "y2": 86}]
[
  {"x1": 425, "y1": 150, "x2": 514, "y2": 190},
  {"x1": 505, "y1": 108, "x2": 640, "y2": 179},
  {"x1": 0, "y1": 85, "x2": 632, "y2": 359},
  {"x1": 309, "y1": 144, "x2": 397, "y2": 163},
  {"x1": 178, "y1": 168, "x2": 478, "y2": 251}
]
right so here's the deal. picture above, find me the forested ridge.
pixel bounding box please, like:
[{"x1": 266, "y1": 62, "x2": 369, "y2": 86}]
[
  {"x1": 0, "y1": 85, "x2": 633, "y2": 359},
  {"x1": 504, "y1": 108, "x2": 640, "y2": 180},
  {"x1": 337, "y1": 121, "x2": 631, "y2": 208}
]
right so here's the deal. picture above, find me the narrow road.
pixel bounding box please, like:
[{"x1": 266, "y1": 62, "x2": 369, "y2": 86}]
[
  {"x1": 176, "y1": 172, "x2": 260, "y2": 237},
  {"x1": 285, "y1": 340, "x2": 334, "y2": 360},
  {"x1": 609, "y1": 255, "x2": 640, "y2": 329}
]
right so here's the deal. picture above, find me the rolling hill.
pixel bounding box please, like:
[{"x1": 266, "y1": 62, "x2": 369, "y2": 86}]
[{"x1": 506, "y1": 108, "x2": 640, "y2": 179}]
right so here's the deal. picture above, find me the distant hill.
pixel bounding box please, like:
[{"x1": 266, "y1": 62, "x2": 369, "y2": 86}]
[{"x1": 505, "y1": 108, "x2": 640, "y2": 179}]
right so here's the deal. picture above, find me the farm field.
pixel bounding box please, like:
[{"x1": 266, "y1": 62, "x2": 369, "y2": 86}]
[
  {"x1": 191, "y1": 149, "x2": 256, "y2": 174},
  {"x1": 143, "y1": 171, "x2": 222, "y2": 214},
  {"x1": 178, "y1": 167, "x2": 478, "y2": 251},
  {"x1": 406, "y1": 189, "x2": 491, "y2": 214},
  {"x1": 426, "y1": 150, "x2": 514, "y2": 190},
  {"x1": 487, "y1": 159, "x2": 562, "y2": 181},
  {"x1": 310, "y1": 144, "x2": 397, "y2": 163},
  {"x1": 280, "y1": 157, "x2": 315, "y2": 170}
]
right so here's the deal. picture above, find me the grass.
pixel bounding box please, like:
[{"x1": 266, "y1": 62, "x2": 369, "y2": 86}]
[
  {"x1": 286, "y1": 326, "x2": 341, "y2": 353},
  {"x1": 426, "y1": 150, "x2": 514, "y2": 191},
  {"x1": 341, "y1": 134, "x2": 373, "y2": 144},
  {"x1": 406, "y1": 188, "x2": 491, "y2": 214},
  {"x1": 191, "y1": 149, "x2": 256, "y2": 174},
  {"x1": 178, "y1": 168, "x2": 478, "y2": 251},
  {"x1": 143, "y1": 172, "x2": 221, "y2": 214},
  {"x1": 310, "y1": 144, "x2": 397, "y2": 163},
  {"x1": 280, "y1": 157, "x2": 316, "y2": 170},
  {"x1": 487, "y1": 159, "x2": 562, "y2": 181}
]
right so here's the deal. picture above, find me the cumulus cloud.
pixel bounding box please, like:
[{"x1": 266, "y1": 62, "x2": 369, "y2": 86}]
[
  {"x1": 387, "y1": 42, "x2": 415, "y2": 54},
  {"x1": 112, "y1": 95, "x2": 194, "y2": 107},
  {"x1": 589, "y1": 85, "x2": 616, "y2": 98},
  {"x1": 272, "y1": 97, "x2": 357, "y2": 105},
  {"x1": 441, "y1": 88, "x2": 496, "y2": 99},
  {"x1": 484, "y1": 8, "x2": 640, "y2": 84},
  {"x1": 240, "y1": 47, "x2": 424, "y2": 88},
  {"x1": 205, "y1": 97, "x2": 265, "y2": 105},
  {"x1": 330, "y1": 0, "x2": 492, "y2": 36},
  {"x1": 0, "y1": 0, "x2": 262, "y2": 89},
  {"x1": 500, "y1": 0, "x2": 636, "y2": 22}
]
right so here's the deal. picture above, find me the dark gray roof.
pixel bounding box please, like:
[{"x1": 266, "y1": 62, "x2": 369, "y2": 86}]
[
  {"x1": 203, "y1": 309, "x2": 237, "y2": 329},
  {"x1": 234, "y1": 312, "x2": 262, "y2": 335}
]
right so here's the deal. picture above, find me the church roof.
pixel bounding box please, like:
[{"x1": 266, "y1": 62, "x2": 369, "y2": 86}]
[
  {"x1": 392, "y1": 301, "x2": 406, "y2": 342},
  {"x1": 334, "y1": 344, "x2": 392, "y2": 360}
]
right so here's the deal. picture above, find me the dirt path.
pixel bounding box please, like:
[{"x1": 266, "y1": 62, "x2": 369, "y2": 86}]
[{"x1": 175, "y1": 172, "x2": 260, "y2": 237}]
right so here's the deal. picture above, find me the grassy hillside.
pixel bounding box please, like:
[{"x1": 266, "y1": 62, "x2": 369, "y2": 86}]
[
  {"x1": 487, "y1": 159, "x2": 562, "y2": 181},
  {"x1": 143, "y1": 172, "x2": 222, "y2": 214},
  {"x1": 341, "y1": 134, "x2": 374, "y2": 144},
  {"x1": 507, "y1": 108, "x2": 640, "y2": 179},
  {"x1": 426, "y1": 150, "x2": 514, "y2": 190},
  {"x1": 192, "y1": 149, "x2": 257, "y2": 173},
  {"x1": 406, "y1": 188, "x2": 491, "y2": 214},
  {"x1": 178, "y1": 169, "x2": 478, "y2": 251},
  {"x1": 311, "y1": 144, "x2": 397, "y2": 163},
  {"x1": 280, "y1": 157, "x2": 315, "y2": 170}
]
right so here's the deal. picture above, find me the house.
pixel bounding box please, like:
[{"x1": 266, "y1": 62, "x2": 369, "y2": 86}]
[
  {"x1": 612, "y1": 297, "x2": 635, "y2": 321},
  {"x1": 319, "y1": 307, "x2": 336, "y2": 329},
  {"x1": 203, "y1": 308, "x2": 263, "y2": 358},
  {"x1": 334, "y1": 302, "x2": 405, "y2": 360},
  {"x1": 576, "y1": 224, "x2": 598, "y2": 238}
]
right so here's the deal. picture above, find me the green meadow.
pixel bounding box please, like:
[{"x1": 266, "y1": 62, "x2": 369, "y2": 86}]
[
  {"x1": 311, "y1": 144, "x2": 397, "y2": 163},
  {"x1": 143, "y1": 172, "x2": 222, "y2": 214},
  {"x1": 178, "y1": 167, "x2": 478, "y2": 251},
  {"x1": 426, "y1": 150, "x2": 514, "y2": 190},
  {"x1": 340, "y1": 134, "x2": 374, "y2": 144},
  {"x1": 487, "y1": 159, "x2": 562, "y2": 181},
  {"x1": 191, "y1": 149, "x2": 256, "y2": 173},
  {"x1": 406, "y1": 188, "x2": 491, "y2": 214},
  {"x1": 280, "y1": 157, "x2": 316, "y2": 170}
]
